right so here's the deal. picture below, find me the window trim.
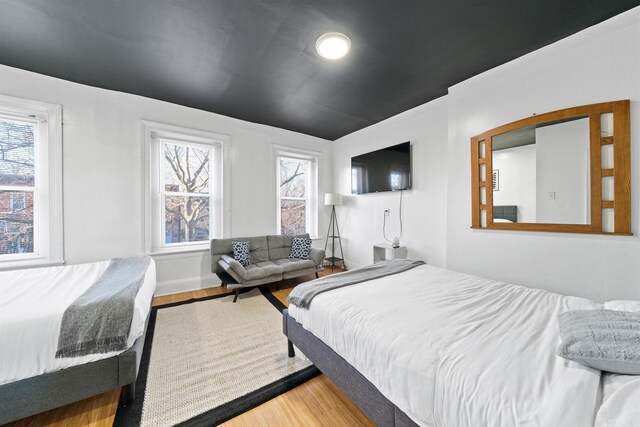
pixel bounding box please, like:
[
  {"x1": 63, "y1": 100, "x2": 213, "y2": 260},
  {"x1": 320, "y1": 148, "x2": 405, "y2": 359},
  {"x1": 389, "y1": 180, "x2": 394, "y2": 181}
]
[
  {"x1": 0, "y1": 94, "x2": 63, "y2": 270},
  {"x1": 142, "y1": 120, "x2": 230, "y2": 255},
  {"x1": 273, "y1": 145, "x2": 319, "y2": 239}
]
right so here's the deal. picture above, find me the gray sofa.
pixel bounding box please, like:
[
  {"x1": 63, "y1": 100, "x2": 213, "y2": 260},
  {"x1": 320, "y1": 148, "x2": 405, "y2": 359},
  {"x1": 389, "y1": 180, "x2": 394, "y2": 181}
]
[{"x1": 211, "y1": 233, "x2": 325, "y2": 302}]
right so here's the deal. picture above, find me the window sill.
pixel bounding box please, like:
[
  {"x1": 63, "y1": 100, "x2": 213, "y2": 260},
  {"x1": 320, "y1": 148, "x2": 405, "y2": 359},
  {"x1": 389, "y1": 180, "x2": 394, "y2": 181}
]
[
  {"x1": 149, "y1": 245, "x2": 210, "y2": 259},
  {"x1": 0, "y1": 257, "x2": 65, "y2": 272}
]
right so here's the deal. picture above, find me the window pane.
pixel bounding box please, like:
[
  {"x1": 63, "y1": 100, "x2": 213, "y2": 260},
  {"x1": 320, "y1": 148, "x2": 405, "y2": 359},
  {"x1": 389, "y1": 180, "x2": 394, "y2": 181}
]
[
  {"x1": 163, "y1": 143, "x2": 210, "y2": 193},
  {"x1": 280, "y1": 159, "x2": 306, "y2": 198},
  {"x1": 280, "y1": 199, "x2": 306, "y2": 235},
  {"x1": 165, "y1": 195, "x2": 209, "y2": 243},
  {"x1": 0, "y1": 190, "x2": 34, "y2": 255},
  {"x1": 0, "y1": 119, "x2": 35, "y2": 186}
]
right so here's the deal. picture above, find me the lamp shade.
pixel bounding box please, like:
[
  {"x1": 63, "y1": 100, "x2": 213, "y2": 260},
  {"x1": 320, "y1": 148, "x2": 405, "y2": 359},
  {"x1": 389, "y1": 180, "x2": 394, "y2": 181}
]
[{"x1": 324, "y1": 193, "x2": 343, "y2": 206}]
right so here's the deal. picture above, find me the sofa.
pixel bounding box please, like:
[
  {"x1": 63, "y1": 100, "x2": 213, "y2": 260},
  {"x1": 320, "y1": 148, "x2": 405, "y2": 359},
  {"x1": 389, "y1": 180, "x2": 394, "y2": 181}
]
[{"x1": 211, "y1": 233, "x2": 325, "y2": 302}]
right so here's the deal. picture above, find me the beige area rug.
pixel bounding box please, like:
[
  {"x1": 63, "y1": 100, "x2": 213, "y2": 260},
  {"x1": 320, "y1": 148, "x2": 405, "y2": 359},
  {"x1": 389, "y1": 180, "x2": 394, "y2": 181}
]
[{"x1": 114, "y1": 288, "x2": 318, "y2": 427}]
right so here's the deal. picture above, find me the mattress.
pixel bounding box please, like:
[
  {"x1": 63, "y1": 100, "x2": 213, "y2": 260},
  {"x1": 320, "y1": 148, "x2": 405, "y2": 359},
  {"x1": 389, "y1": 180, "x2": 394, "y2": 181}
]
[
  {"x1": 0, "y1": 258, "x2": 157, "y2": 385},
  {"x1": 288, "y1": 264, "x2": 603, "y2": 427}
]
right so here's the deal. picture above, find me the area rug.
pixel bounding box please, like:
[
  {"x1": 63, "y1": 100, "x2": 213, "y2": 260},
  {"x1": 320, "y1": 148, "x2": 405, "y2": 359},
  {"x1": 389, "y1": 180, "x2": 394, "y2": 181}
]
[{"x1": 114, "y1": 288, "x2": 319, "y2": 427}]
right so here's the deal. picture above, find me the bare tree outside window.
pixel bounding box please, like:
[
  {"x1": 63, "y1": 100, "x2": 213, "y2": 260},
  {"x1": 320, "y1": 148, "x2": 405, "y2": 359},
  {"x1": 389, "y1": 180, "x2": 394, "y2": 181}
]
[
  {"x1": 279, "y1": 158, "x2": 307, "y2": 235},
  {"x1": 163, "y1": 142, "x2": 211, "y2": 244},
  {"x1": 0, "y1": 119, "x2": 35, "y2": 255}
]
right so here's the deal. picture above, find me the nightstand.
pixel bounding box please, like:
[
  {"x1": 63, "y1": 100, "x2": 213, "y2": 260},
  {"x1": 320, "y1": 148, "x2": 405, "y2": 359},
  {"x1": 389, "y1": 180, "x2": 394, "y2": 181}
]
[{"x1": 373, "y1": 243, "x2": 407, "y2": 263}]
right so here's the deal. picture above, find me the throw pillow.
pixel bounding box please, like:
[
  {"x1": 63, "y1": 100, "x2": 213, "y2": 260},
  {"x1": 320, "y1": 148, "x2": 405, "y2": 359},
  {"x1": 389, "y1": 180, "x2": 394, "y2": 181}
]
[
  {"x1": 557, "y1": 309, "x2": 640, "y2": 374},
  {"x1": 289, "y1": 236, "x2": 312, "y2": 260},
  {"x1": 232, "y1": 241, "x2": 252, "y2": 266},
  {"x1": 604, "y1": 300, "x2": 640, "y2": 313}
]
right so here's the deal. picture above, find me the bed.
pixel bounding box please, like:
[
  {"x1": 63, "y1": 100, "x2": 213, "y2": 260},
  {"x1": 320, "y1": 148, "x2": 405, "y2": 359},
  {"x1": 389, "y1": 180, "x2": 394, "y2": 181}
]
[
  {"x1": 284, "y1": 263, "x2": 636, "y2": 426},
  {"x1": 0, "y1": 258, "x2": 156, "y2": 424}
]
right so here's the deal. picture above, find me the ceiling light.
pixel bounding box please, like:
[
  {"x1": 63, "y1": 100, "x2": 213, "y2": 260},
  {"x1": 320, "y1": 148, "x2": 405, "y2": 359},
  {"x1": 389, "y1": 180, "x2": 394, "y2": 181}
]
[{"x1": 316, "y1": 32, "x2": 351, "y2": 60}]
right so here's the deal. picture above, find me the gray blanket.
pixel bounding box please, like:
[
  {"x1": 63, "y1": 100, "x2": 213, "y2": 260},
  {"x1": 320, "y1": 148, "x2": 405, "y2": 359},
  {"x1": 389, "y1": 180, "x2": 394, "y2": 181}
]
[
  {"x1": 287, "y1": 259, "x2": 425, "y2": 309},
  {"x1": 56, "y1": 256, "x2": 152, "y2": 358}
]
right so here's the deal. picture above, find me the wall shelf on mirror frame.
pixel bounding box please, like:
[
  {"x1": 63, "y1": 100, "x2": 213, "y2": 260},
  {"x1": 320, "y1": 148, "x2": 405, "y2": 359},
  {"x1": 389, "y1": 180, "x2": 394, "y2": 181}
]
[{"x1": 470, "y1": 100, "x2": 631, "y2": 236}]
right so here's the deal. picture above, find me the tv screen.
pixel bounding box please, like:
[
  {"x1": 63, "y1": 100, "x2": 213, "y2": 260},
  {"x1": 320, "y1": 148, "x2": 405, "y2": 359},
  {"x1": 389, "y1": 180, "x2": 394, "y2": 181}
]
[{"x1": 351, "y1": 142, "x2": 411, "y2": 194}]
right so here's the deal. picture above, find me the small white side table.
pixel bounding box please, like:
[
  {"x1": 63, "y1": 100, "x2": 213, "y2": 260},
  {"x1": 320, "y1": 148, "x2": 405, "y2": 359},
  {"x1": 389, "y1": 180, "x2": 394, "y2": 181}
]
[{"x1": 373, "y1": 243, "x2": 407, "y2": 263}]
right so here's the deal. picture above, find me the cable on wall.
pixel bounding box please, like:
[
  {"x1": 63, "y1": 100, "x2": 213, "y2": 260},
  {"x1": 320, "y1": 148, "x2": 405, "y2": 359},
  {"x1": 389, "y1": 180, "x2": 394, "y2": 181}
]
[{"x1": 382, "y1": 189, "x2": 404, "y2": 246}]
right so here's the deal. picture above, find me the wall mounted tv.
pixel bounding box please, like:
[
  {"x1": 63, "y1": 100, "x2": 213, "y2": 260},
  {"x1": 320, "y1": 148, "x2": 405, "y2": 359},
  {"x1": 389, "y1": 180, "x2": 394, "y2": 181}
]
[{"x1": 351, "y1": 141, "x2": 411, "y2": 194}]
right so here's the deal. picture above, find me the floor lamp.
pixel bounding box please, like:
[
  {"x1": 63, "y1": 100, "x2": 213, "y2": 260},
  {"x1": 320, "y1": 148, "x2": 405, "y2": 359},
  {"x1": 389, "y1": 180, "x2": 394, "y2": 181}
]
[{"x1": 323, "y1": 193, "x2": 346, "y2": 271}]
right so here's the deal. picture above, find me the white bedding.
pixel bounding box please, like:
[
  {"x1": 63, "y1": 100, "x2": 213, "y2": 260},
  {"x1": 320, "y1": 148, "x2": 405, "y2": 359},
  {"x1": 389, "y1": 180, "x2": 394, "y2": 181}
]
[
  {"x1": 0, "y1": 259, "x2": 156, "y2": 385},
  {"x1": 595, "y1": 373, "x2": 640, "y2": 427},
  {"x1": 288, "y1": 264, "x2": 603, "y2": 427}
]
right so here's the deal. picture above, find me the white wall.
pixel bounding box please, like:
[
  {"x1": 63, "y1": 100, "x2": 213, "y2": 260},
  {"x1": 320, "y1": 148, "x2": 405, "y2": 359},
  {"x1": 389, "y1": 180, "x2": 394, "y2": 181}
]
[
  {"x1": 535, "y1": 119, "x2": 590, "y2": 224},
  {"x1": 332, "y1": 7, "x2": 640, "y2": 301},
  {"x1": 492, "y1": 144, "x2": 537, "y2": 222},
  {"x1": 332, "y1": 97, "x2": 448, "y2": 270},
  {"x1": 0, "y1": 65, "x2": 332, "y2": 295},
  {"x1": 445, "y1": 8, "x2": 640, "y2": 301}
]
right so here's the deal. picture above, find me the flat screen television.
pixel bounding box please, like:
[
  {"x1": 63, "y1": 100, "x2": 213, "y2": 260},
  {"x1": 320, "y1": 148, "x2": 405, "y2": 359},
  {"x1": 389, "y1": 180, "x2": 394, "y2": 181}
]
[{"x1": 351, "y1": 142, "x2": 411, "y2": 194}]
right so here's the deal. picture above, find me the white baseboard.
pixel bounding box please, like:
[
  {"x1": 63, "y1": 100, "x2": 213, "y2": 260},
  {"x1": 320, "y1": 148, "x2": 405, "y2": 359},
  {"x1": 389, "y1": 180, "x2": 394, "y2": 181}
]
[{"x1": 155, "y1": 273, "x2": 221, "y2": 296}]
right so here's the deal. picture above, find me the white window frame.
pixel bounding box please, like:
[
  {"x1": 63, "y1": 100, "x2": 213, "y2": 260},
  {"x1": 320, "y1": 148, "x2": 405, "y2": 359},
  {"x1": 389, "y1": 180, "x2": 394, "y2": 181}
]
[
  {"x1": 142, "y1": 121, "x2": 230, "y2": 255},
  {"x1": 273, "y1": 145, "x2": 319, "y2": 238},
  {"x1": 0, "y1": 94, "x2": 63, "y2": 270}
]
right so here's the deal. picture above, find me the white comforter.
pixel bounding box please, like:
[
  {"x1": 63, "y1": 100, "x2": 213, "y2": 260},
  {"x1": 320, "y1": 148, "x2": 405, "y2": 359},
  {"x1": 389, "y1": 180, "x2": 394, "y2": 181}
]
[
  {"x1": 0, "y1": 259, "x2": 156, "y2": 385},
  {"x1": 288, "y1": 265, "x2": 603, "y2": 427}
]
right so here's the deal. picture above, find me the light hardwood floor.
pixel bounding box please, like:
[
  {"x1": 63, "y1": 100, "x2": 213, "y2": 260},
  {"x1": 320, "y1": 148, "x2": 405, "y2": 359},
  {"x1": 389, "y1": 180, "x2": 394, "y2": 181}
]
[{"x1": 4, "y1": 268, "x2": 374, "y2": 427}]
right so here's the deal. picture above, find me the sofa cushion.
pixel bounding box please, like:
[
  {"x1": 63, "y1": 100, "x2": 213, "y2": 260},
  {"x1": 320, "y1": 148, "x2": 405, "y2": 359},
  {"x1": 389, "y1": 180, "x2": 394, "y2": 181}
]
[
  {"x1": 247, "y1": 236, "x2": 270, "y2": 263},
  {"x1": 211, "y1": 236, "x2": 270, "y2": 273},
  {"x1": 232, "y1": 241, "x2": 251, "y2": 266},
  {"x1": 289, "y1": 236, "x2": 312, "y2": 259},
  {"x1": 244, "y1": 262, "x2": 285, "y2": 280},
  {"x1": 273, "y1": 258, "x2": 316, "y2": 273}
]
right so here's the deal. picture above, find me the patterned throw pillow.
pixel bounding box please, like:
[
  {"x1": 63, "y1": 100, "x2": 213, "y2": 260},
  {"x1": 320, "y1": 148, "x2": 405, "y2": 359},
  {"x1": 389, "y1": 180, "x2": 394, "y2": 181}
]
[
  {"x1": 289, "y1": 236, "x2": 312, "y2": 260},
  {"x1": 232, "y1": 241, "x2": 251, "y2": 266}
]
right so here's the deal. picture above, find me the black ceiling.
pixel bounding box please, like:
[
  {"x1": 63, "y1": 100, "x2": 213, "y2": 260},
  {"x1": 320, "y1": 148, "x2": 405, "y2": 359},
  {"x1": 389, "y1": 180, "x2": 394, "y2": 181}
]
[{"x1": 1, "y1": 1, "x2": 639, "y2": 140}]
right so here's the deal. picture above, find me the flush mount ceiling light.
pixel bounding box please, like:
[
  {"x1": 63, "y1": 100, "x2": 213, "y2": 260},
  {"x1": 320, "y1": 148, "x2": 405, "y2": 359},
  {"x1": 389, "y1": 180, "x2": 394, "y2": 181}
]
[{"x1": 316, "y1": 32, "x2": 351, "y2": 60}]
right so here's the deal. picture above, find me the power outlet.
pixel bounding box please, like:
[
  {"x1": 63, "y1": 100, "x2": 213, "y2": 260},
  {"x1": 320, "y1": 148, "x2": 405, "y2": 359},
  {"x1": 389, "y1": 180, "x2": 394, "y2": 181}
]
[{"x1": 384, "y1": 209, "x2": 390, "y2": 216}]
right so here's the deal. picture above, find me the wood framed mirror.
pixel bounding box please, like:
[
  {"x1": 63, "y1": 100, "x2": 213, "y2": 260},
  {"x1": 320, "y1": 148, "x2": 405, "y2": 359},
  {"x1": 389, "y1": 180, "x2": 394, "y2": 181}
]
[{"x1": 470, "y1": 100, "x2": 631, "y2": 235}]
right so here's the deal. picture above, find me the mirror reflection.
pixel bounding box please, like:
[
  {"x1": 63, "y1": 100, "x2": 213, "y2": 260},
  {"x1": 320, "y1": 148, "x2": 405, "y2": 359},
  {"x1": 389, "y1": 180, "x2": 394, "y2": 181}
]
[{"x1": 491, "y1": 117, "x2": 590, "y2": 224}]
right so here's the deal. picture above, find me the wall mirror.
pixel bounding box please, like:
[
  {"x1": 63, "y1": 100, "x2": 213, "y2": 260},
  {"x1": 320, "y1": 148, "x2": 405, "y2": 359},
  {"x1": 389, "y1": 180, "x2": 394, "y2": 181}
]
[{"x1": 470, "y1": 100, "x2": 631, "y2": 235}]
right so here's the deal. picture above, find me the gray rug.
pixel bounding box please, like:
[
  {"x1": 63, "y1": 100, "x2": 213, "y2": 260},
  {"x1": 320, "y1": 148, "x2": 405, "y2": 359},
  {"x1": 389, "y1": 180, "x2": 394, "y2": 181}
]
[{"x1": 115, "y1": 288, "x2": 318, "y2": 426}]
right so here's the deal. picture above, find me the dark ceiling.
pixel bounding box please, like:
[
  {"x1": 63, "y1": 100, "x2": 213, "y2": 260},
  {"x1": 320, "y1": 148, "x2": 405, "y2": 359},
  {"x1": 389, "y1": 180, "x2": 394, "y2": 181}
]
[{"x1": 1, "y1": 1, "x2": 639, "y2": 140}]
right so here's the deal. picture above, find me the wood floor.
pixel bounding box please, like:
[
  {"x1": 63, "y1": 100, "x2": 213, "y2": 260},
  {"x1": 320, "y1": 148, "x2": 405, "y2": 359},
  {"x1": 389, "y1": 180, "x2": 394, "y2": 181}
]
[{"x1": 4, "y1": 268, "x2": 374, "y2": 427}]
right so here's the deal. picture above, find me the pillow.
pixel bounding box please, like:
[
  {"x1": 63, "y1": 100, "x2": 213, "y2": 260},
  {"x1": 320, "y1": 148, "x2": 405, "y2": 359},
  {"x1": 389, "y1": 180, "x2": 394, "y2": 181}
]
[
  {"x1": 605, "y1": 300, "x2": 640, "y2": 313},
  {"x1": 557, "y1": 309, "x2": 640, "y2": 375},
  {"x1": 289, "y1": 236, "x2": 312, "y2": 260},
  {"x1": 232, "y1": 241, "x2": 251, "y2": 266},
  {"x1": 493, "y1": 218, "x2": 513, "y2": 223}
]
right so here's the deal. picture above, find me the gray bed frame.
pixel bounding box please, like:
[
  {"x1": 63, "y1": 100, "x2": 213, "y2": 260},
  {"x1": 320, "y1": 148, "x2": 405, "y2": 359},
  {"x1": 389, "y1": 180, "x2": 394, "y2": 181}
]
[
  {"x1": 0, "y1": 305, "x2": 151, "y2": 425},
  {"x1": 283, "y1": 309, "x2": 419, "y2": 427}
]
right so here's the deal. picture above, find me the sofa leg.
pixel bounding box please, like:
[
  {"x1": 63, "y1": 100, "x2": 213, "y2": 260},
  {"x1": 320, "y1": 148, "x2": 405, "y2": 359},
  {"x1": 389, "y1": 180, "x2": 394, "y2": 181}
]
[
  {"x1": 233, "y1": 289, "x2": 240, "y2": 303},
  {"x1": 315, "y1": 272, "x2": 319, "y2": 278},
  {"x1": 288, "y1": 339, "x2": 295, "y2": 358}
]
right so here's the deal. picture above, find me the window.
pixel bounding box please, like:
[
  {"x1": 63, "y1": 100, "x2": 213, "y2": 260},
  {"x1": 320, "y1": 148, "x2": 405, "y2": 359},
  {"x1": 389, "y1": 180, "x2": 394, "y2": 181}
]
[
  {"x1": 143, "y1": 121, "x2": 229, "y2": 254},
  {"x1": 0, "y1": 95, "x2": 63, "y2": 269},
  {"x1": 275, "y1": 147, "x2": 318, "y2": 237}
]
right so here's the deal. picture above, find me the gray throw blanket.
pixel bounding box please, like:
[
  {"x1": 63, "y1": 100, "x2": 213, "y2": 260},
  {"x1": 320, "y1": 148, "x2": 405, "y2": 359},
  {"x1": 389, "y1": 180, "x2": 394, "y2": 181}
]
[
  {"x1": 56, "y1": 256, "x2": 151, "y2": 358},
  {"x1": 287, "y1": 259, "x2": 425, "y2": 309}
]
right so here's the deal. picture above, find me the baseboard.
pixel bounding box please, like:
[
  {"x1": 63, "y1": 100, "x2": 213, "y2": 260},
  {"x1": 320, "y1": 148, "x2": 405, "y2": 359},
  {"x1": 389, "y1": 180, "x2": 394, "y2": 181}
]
[{"x1": 155, "y1": 273, "x2": 221, "y2": 296}]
